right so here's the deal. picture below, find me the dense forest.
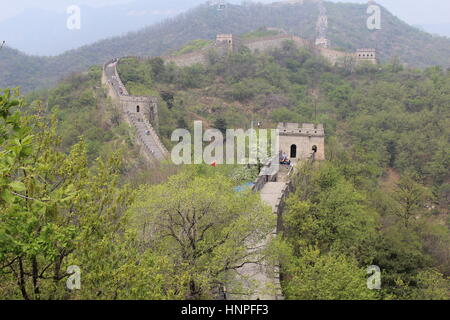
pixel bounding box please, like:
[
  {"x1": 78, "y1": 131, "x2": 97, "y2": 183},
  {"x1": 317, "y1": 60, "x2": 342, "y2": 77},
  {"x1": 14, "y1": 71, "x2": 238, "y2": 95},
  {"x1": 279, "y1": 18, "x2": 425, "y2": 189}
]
[
  {"x1": 2, "y1": 1, "x2": 450, "y2": 92},
  {"x1": 116, "y1": 43, "x2": 449, "y2": 299},
  {"x1": 1, "y1": 36, "x2": 448, "y2": 299},
  {"x1": 0, "y1": 88, "x2": 274, "y2": 299},
  {"x1": 119, "y1": 41, "x2": 449, "y2": 207}
]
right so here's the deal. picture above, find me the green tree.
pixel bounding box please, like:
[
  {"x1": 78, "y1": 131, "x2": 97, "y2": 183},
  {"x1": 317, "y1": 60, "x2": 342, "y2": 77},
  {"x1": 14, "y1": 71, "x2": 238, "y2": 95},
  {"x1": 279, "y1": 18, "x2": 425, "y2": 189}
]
[
  {"x1": 148, "y1": 57, "x2": 165, "y2": 79},
  {"x1": 214, "y1": 117, "x2": 227, "y2": 135},
  {"x1": 0, "y1": 90, "x2": 183, "y2": 300},
  {"x1": 284, "y1": 247, "x2": 378, "y2": 300},
  {"x1": 407, "y1": 269, "x2": 449, "y2": 300},
  {"x1": 392, "y1": 176, "x2": 432, "y2": 228},
  {"x1": 0, "y1": 90, "x2": 81, "y2": 299},
  {"x1": 128, "y1": 168, "x2": 275, "y2": 299},
  {"x1": 284, "y1": 163, "x2": 378, "y2": 261}
]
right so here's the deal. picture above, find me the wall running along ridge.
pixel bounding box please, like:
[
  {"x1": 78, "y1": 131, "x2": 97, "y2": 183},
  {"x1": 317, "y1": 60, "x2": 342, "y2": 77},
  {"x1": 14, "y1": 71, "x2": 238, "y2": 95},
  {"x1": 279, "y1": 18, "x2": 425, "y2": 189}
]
[
  {"x1": 102, "y1": 59, "x2": 168, "y2": 162},
  {"x1": 101, "y1": 34, "x2": 328, "y2": 299},
  {"x1": 162, "y1": 34, "x2": 376, "y2": 68}
]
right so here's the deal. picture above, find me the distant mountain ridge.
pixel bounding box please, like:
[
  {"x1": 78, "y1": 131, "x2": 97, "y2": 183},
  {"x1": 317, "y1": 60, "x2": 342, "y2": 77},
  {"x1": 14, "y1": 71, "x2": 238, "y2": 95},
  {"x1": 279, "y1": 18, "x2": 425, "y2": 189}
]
[
  {"x1": 0, "y1": 0, "x2": 191, "y2": 56},
  {"x1": 1, "y1": 1, "x2": 450, "y2": 92},
  {"x1": 420, "y1": 24, "x2": 450, "y2": 38}
]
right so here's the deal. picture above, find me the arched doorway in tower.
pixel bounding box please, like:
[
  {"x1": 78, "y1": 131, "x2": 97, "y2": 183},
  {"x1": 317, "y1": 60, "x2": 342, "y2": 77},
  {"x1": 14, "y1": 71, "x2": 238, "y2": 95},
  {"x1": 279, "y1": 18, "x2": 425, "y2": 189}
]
[
  {"x1": 136, "y1": 105, "x2": 140, "y2": 113},
  {"x1": 290, "y1": 144, "x2": 297, "y2": 158}
]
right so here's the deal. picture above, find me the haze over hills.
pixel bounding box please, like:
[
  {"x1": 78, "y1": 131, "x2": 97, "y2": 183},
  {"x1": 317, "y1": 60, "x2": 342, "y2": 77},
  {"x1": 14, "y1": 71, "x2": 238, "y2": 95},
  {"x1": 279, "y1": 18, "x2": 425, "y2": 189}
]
[
  {"x1": 0, "y1": 0, "x2": 190, "y2": 56},
  {"x1": 2, "y1": 0, "x2": 450, "y2": 55},
  {"x1": 421, "y1": 24, "x2": 450, "y2": 38},
  {"x1": 1, "y1": 1, "x2": 449, "y2": 303},
  {"x1": 2, "y1": 0, "x2": 450, "y2": 93}
]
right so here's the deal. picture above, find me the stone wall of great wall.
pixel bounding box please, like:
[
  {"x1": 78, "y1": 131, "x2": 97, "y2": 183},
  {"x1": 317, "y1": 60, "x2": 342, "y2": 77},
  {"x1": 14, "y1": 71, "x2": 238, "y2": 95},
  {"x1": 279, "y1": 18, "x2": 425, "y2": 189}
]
[
  {"x1": 163, "y1": 50, "x2": 209, "y2": 67},
  {"x1": 162, "y1": 42, "x2": 230, "y2": 67},
  {"x1": 235, "y1": 155, "x2": 307, "y2": 300},
  {"x1": 226, "y1": 157, "x2": 288, "y2": 300},
  {"x1": 161, "y1": 33, "x2": 376, "y2": 68},
  {"x1": 243, "y1": 34, "x2": 312, "y2": 53},
  {"x1": 102, "y1": 59, "x2": 169, "y2": 162},
  {"x1": 101, "y1": 33, "x2": 330, "y2": 300}
]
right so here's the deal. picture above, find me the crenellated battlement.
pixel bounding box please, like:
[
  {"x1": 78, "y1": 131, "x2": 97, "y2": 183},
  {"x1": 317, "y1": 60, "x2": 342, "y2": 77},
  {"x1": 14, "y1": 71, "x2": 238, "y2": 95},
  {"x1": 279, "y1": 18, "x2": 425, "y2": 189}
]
[
  {"x1": 216, "y1": 34, "x2": 234, "y2": 45},
  {"x1": 277, "y1": 122, "x2": 325, "y2": 137},
  {"x1": 120, "y1": 96, "x2": 157, "y2": 104},
  {"x1": 355, "y1": 48, "x2": 377, "y2": 64}
]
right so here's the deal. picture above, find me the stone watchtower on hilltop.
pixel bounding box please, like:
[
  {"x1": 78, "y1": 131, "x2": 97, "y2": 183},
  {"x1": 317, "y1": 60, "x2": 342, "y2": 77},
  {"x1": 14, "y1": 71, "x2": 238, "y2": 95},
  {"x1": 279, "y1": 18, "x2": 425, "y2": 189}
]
[
  {"x1": 216, "y1": 34, "x2": 235, "y2": 52},
  {"x1": 278, "y1": 123, "x2": 325, "y2": 161},
  {"x1": 356, "y1": 48, "x2": 377, "y2": 64}
]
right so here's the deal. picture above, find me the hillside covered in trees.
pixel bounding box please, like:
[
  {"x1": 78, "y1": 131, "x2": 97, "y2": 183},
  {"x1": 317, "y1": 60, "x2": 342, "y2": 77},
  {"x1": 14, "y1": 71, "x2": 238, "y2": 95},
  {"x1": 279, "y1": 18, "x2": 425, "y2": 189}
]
[
  {"x1": 118, "y1": 42, "x2": 450, "y2": 209},
  {"x1": 115, "y1": 41, "x2": 450, "y2": 299},
  {"x1": 2, "y1": 0, "x2": 450, "y2": 92},
  {"x1": 1, "y1": 36, "x2": 448, "y2": 299}
]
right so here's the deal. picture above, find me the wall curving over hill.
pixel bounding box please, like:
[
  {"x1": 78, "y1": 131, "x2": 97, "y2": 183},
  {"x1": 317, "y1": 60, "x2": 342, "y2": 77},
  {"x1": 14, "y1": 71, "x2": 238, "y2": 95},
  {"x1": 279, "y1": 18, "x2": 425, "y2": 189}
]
[
  {"x1": 102, "y1": 50, "x2": 318, "y2": 300},
  {"x1": 103, "y1": 40, "x2": 332, "y2": 298},
  {"x1": 2, "y1": 1, "x2": 450, "y2": 93},
  {"x1": 102, "y1": 59, "x2": 169, "y2": 162}
]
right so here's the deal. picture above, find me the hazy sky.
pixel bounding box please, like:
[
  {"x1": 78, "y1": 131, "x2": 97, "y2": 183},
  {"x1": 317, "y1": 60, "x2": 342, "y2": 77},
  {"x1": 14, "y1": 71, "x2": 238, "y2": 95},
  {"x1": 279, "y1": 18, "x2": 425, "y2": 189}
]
[{"x1": 0, "y1": 0, "x2": 448, "y2": 25}]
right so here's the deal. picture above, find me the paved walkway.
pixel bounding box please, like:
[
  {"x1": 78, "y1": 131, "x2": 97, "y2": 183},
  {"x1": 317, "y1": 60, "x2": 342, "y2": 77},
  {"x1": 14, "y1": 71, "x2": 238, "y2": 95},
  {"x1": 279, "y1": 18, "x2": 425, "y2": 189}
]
[
  {"x1": 260, "y1": 182, "x2": 287, "y2": 212},
  {"x1": 230, "y1": 165, "x2": 292, "y2": 300}
]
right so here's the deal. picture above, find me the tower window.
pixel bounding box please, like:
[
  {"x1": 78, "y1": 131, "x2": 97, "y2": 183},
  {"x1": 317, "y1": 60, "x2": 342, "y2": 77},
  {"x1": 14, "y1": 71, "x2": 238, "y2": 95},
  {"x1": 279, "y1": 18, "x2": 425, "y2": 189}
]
[
  {"x1": 290, "y1": 145, "x2": 297, "y2": 158},
  {"x1": 136, "y1": 105, "x2": 140, "y2": 113}
]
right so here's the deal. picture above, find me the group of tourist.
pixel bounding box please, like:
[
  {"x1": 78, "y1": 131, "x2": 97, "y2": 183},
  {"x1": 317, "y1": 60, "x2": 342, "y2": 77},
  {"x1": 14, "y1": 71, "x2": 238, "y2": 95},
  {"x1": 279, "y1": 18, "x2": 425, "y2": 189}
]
[{"x1": 279, "y1": 151, "x2": 291, "y2": 165}]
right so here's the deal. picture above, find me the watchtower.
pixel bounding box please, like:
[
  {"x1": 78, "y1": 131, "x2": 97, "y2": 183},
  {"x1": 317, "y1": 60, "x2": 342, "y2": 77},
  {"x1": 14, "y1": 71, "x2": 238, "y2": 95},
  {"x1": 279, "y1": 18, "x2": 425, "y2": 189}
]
[
  {"x1": 277, "y1": 123, "x2": 325, "y2": 161},
  {"x1": 315, "y1": 37, "x2": 329, "y2": 49},
  {"x1": 121, "y1": 96, "x2": 159, "y2": 128},
  {"x1": 356, "y1": 48, "x2": 377, "y2": 64},
  {"x1": 315, "y1": 0, "x2": 329, "y2": 49},
  {"x1": 216, "y1": 34, "x2": 234, "y2": 52}
]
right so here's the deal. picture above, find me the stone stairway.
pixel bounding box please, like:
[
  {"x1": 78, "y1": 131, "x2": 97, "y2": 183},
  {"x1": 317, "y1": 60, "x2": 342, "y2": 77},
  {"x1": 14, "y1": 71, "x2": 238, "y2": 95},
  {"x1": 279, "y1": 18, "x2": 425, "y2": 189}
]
[
  {"x1": 127, "y1": 112, "x2": 167, "y2": 161},
  {"x1": 103, "y1": 59, "x2": 168, "y2": 162}
]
